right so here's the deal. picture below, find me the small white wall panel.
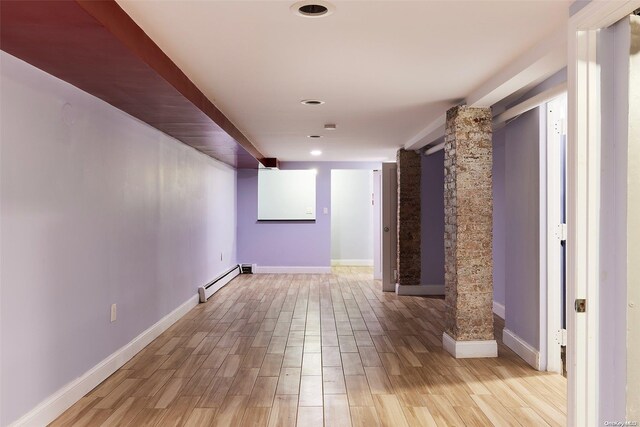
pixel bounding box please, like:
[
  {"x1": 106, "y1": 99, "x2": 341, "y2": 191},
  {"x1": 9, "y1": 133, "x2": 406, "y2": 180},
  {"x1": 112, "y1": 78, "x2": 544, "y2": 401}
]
[{"x1": 258, "y1": 169, "x2": 316, "y2": 220}]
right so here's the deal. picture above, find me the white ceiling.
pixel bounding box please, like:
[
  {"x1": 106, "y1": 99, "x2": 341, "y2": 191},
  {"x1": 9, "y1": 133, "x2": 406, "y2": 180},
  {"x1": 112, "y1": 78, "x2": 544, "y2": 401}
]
[{"x1": 117, "y1": 0, "x2": 571, "y2": 162}]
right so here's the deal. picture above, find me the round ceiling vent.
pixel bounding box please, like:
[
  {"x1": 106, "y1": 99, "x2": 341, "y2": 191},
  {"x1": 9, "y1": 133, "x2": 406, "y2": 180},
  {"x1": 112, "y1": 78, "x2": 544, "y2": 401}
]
[
  {"x1": 291, "y1": 1, "x2": 335, "y2": 18},
  {"x1": 301, "y1": 99, "x2": 325, "y2": 105}
]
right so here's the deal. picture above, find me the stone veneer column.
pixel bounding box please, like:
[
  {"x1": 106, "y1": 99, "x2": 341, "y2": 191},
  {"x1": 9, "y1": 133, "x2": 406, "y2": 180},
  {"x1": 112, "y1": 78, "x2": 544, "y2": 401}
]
[
  {"x1": 442, "y1": 105, "x2": 497, "y2": 358},
  {"x1": 396, "y1": 149, "x2": 421, "y2": 288}
]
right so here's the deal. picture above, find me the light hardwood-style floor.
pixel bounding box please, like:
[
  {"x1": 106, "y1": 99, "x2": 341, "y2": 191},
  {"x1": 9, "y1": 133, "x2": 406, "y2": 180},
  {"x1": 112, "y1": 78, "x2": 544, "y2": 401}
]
[{"x1": 52, "y1": 267, "x2": 566, "y2": 426}]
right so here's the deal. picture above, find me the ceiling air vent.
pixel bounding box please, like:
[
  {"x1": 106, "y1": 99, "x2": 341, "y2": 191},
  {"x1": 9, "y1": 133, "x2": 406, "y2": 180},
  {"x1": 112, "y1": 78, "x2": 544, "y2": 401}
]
[
  {"x1": 291, "y1": 1, "x2": 334, "y2": 18},
  {"x1": 299, "y1": 4, "x2": 327, "y2": 16}
]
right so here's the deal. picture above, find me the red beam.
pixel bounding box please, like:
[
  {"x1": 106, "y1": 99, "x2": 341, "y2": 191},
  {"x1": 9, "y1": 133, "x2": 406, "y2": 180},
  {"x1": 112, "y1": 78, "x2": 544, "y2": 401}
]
[{"x1": 0, "y1": 0, "x2": 270, "y2": 168}]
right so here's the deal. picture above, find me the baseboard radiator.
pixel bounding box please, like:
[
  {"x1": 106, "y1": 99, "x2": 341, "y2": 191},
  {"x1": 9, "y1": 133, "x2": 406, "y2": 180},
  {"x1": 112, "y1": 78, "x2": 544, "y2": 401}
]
[{"x1": 198, "y1": 264, "x2": 243, "y2": 303}]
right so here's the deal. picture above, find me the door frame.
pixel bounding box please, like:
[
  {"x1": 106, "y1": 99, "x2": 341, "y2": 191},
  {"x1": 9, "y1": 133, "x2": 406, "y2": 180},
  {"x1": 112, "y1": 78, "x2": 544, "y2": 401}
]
[
  {"x1": 567, "y1": 1, "x2": 640, "y2": 425},
  {"x1": 542, "y1": 93, "x2": 567, "y2": 374}
]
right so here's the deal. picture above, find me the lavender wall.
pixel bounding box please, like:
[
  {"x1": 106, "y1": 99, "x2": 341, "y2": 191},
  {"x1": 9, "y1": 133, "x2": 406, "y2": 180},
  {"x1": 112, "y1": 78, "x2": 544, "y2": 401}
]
[
  {"x1": 597, "y1": 18, "x2": 630, "y2": 421},
  {"x1": 492, "y1": 128, "x2": 507, "y2": 307},
  {"x1": 0, "y1": 52, "x2": 237, "y2": 425},
  {"x1": 491, "y1": 69, "x2": 568, "y2": 349},
  {"x1": 421, "y1": 151, "x2": 445, "y2": 285},
  {"x1": 236, "y1": 162, "x2": 380, "y2": 268},
  {"x1": 504, "y1": 108, "x2": 541, "y2": 349}
]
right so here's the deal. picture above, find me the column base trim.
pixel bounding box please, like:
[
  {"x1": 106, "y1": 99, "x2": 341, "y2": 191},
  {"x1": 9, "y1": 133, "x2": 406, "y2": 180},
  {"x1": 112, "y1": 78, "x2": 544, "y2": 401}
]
[
  {"x1": 442, "y1": 332, "x2": 498, "y2": 358},
  {"x1": 395, "y1": 283, "x2": 444, "y2": 296}
]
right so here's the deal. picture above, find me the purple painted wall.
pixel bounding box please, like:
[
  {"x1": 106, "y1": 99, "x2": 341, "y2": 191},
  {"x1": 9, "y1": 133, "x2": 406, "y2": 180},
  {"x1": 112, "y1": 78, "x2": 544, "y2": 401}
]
[
  {"x1": 236, "y1": 161, "x2": 380, "y2": 267},
  {"x1": 492, "y1": 128, "x2": 506, "y2": 307},
  {"x1": 1, "y1": 52, "x2": 237, "y2": 425},
  {"x1": 421, "y1": 151, "x2": 445, "y2": 285},
  {"x1": 491, "y1": 68, "x2": 567, "y2": 348},
  {"x1": 504, "y1": 107, "x2": 541, "y2": 350},
  {"x1": 597, "y1": 18, "x2": 630, "y2": 421}
]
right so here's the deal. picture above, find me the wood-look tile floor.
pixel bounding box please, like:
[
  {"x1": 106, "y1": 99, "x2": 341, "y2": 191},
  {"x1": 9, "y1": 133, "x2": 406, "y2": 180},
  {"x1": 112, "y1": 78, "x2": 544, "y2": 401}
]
[{"x1": 52, "y1": 267, "x2": 566, "y2": 426}]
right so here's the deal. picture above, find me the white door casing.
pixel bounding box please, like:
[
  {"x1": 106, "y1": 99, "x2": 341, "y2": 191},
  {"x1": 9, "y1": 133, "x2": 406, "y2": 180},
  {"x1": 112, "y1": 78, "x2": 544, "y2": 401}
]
[
  {"x1": 567, "y1": 1, "x2": 640, "y2": 425},
  {"x1": 544, "y1": 94, "x2": 567, "y2": 374}
]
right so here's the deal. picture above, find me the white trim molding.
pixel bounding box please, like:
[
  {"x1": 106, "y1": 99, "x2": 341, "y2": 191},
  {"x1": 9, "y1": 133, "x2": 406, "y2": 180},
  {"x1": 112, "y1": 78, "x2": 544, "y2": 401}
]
[
  {"x1": 331, "y1": 259, "x2": 374, "y2": 267},
  {"x1": 406, "y1": 27, "x2": 567, "y2": 151},
  {"x1": 503, "y1": 328, "x2": 541, "y2": 370},
  {"x1": 543, "y1": 94, "x2": 567, "y2": 375},
  {"x1": 493, "y1": 301, "x2": 506, "y2": 319},
  {"x1": 9, "y1": 294, "x2": 199, "y2": 427},
  {"x1": 395, "y1": 284, "x2": 444, "y2": 296},
  {"x1": 253, "y1": 266, "x2": 332, "y2": 274},
  {"x1": 567, "y1": 2, "x2": 640, "y2": 424},
  {"x1": 442, "y1": 332, "x2": 498, "y2": 359}
]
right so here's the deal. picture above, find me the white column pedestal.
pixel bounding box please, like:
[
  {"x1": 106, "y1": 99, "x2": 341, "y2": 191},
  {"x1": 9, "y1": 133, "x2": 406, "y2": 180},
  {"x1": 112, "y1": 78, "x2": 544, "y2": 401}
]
[{"x1": 443, "y1": 332, "x2": 497, "y2": 358}]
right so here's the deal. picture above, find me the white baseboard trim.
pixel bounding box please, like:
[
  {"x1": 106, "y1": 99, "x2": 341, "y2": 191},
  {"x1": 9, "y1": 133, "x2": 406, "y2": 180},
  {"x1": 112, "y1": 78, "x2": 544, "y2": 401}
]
[
  {"x1": 330, "y1": 259, "x2": 374, "y2": 266},
  {"x1": 442, "y1": 332, "x2": 498, "y2": 358},
  {"x1": 253, "y1": 266, "x2": 332, "y2": 274},
  {"x1": 9, "y1": 294, "x2": 199, "y2": 427},
  {"x1": 502, "y1": 328, "x2": 541, "y2": 370},
  {"x1": 395, "y1": 283, "x2": 445, "y2": 296},
  {"x1": 493, "y1": 301, "x2": 505, "y2": 319}
]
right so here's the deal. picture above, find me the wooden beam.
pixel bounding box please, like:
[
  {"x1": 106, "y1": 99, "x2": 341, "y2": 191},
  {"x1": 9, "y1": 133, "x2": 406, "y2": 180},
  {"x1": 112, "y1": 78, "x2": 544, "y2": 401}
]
[{"x1": 0, "y1": 0, "x2": 271, "y2": 168}]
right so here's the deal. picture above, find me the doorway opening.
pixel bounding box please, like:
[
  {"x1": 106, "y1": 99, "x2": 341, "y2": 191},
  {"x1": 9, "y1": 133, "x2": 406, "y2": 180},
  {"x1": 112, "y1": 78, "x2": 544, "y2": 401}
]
[{"x1": 330, "y1": 169, "x2": 381, "y2": 278}]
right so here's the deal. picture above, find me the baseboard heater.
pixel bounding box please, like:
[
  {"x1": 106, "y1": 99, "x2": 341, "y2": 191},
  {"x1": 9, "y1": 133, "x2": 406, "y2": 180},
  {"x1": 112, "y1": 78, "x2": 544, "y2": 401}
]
[{"x1": 198, "y1": 264, "x2": 242, "y2": 303}]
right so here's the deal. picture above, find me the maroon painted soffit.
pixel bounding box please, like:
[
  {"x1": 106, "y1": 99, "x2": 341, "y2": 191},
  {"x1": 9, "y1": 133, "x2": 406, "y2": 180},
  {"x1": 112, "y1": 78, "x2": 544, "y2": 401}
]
[{"x1": 0, "y1": 0, "x2": 271, "y2": 169}]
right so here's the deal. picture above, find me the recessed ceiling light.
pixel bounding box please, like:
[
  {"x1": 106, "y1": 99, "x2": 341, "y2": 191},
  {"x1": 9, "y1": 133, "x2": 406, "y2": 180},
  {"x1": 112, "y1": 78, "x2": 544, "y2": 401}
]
[
  {"x1": 301, "y1": 99, "x2": 324, "y2": 105},
  {"x1": 307, "y1": 135, "x2": 322, "y2": 139},
  {"x1": 291, "y1": 1, "x2": 335, "y2": 18},
  {"x1": 310, "y1": 150, "x2": 322, "y2": 156}
]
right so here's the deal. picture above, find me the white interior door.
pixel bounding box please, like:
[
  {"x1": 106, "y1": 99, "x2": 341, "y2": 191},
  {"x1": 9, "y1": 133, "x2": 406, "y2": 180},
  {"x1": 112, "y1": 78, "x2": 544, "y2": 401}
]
[
  {"x1": 373, "y1": 170, "x2": 382, "y2": 280},
  {"x1": 381, "y1": 163, "x2": 397, "y2": 292}
]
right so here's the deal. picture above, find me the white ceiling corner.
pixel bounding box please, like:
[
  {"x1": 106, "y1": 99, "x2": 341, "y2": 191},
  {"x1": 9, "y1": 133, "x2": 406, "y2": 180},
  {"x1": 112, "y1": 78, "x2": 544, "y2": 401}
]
[{"x1": 117, "y1": 0, "x2": 571, "y2": 162}]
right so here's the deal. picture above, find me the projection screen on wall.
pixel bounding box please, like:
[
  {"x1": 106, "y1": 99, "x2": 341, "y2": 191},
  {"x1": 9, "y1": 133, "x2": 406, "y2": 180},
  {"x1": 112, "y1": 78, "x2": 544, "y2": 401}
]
[{"x1": 257, "y1": 169, "x2": 317, "y2": 220}]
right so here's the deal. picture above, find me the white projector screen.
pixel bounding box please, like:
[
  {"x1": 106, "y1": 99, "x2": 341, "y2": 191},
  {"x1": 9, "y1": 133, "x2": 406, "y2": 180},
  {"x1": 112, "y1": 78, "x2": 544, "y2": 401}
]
[{"x1": 258, "y1": 169, "x2": 316, "y2": 220}]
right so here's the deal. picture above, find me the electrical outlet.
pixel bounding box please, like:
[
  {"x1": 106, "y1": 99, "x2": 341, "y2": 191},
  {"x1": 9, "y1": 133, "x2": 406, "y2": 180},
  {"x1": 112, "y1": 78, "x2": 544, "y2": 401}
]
[{"x1": 110, "y1": 304, "x2": 117, "y2": 322}]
